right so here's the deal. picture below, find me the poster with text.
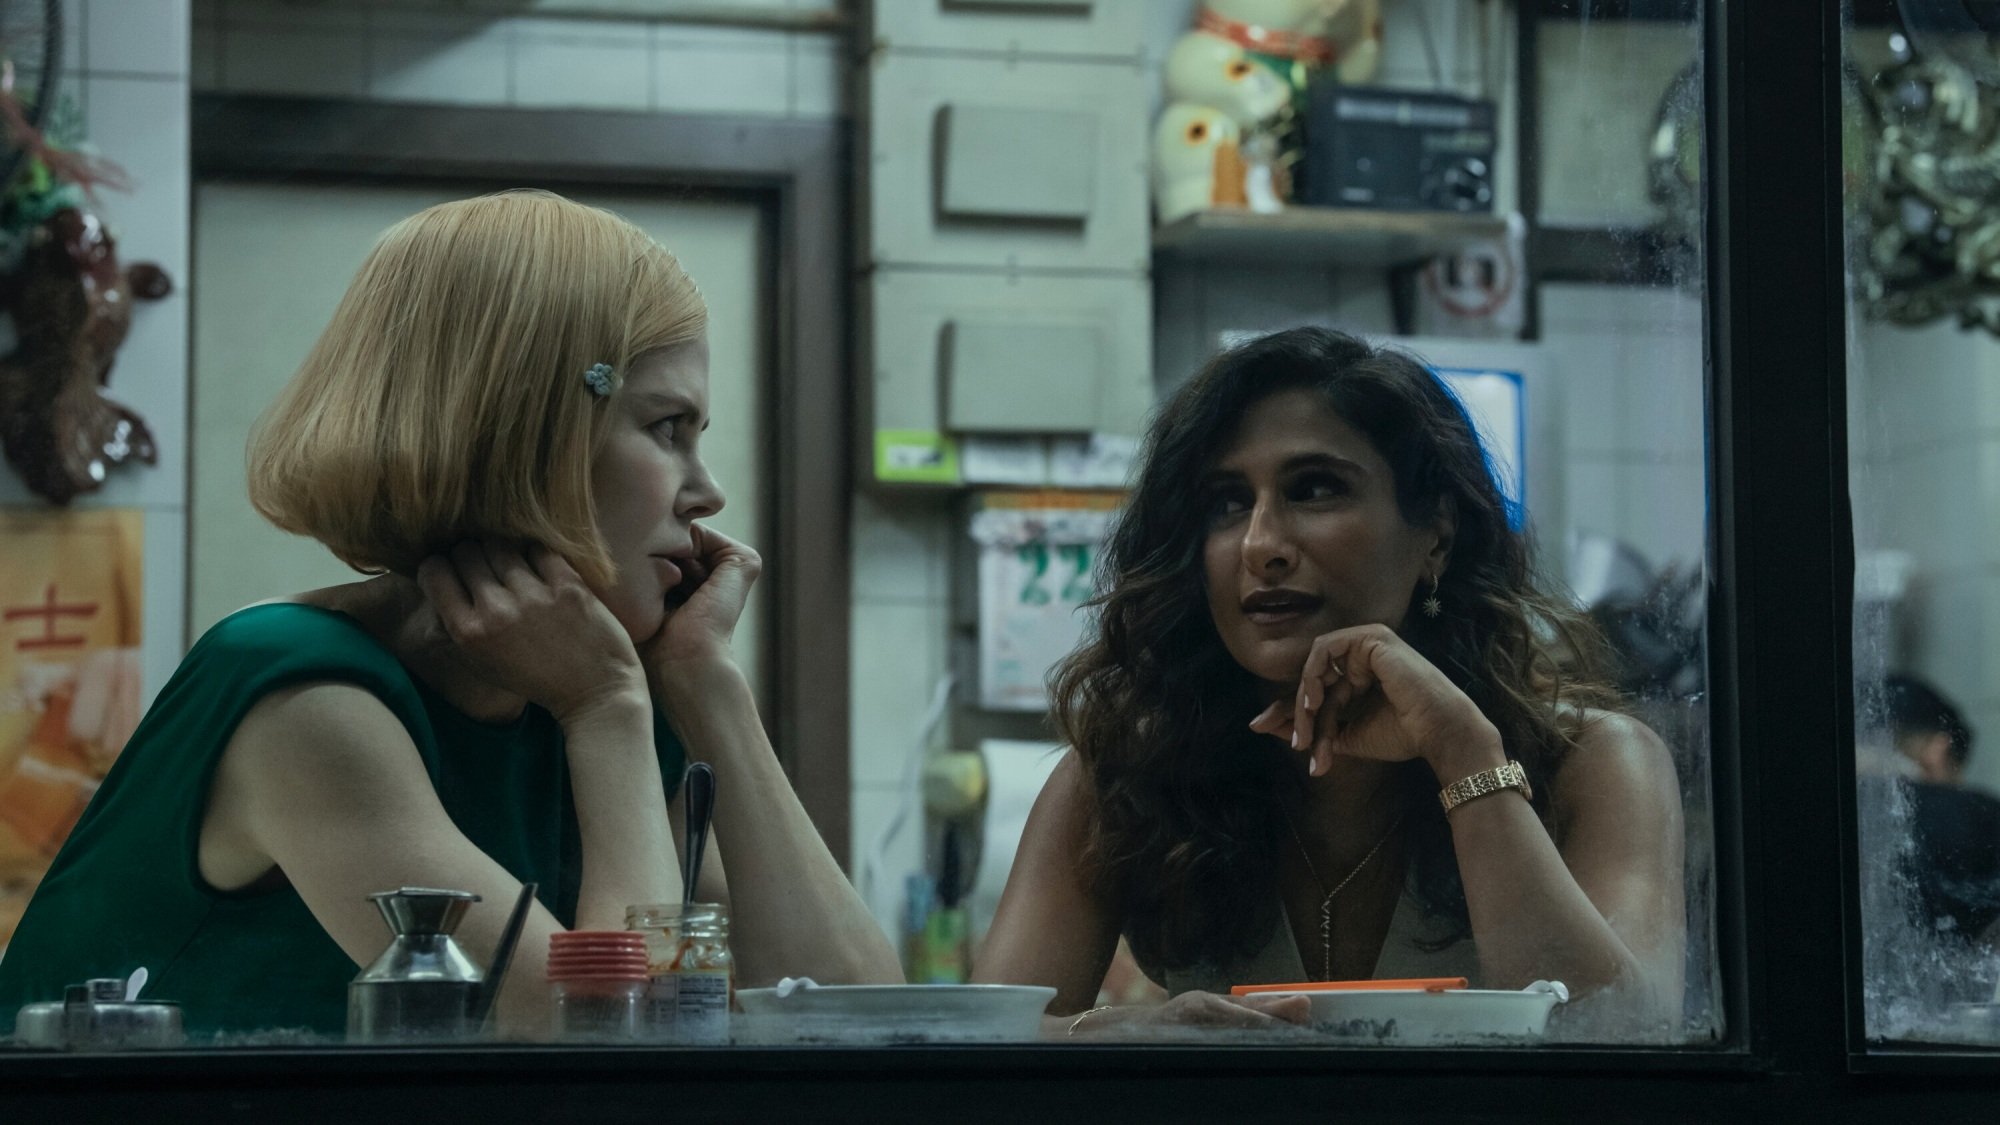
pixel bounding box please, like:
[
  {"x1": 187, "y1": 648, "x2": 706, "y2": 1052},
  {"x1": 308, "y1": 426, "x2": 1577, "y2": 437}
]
[
  {"x1": 0, "y1": 508, "x2": 143, "y2": 946},
  {"x1": 971, "y1": 493, "x2": 1121, "y2": 712}
]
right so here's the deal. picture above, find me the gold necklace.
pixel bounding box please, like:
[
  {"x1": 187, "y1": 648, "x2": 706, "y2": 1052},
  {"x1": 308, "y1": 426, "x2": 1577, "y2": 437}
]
[{"x1": 1284, "y1": 809, "x2": 1408, "y2": 983}]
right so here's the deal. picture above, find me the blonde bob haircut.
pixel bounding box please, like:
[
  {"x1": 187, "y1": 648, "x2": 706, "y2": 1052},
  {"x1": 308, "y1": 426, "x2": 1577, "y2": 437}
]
[{"x1": 248, "y1": 189, "x2": 705, "y2": 589}]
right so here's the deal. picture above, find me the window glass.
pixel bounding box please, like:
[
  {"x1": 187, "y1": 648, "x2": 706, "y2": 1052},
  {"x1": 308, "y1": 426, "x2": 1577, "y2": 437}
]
[
  {"x1": 0, "y1": 0, "x2": 1716, "y2": 1053},
  {"x1": 1846, "y1": 0, "x2": 2000, "y2": 1048}
]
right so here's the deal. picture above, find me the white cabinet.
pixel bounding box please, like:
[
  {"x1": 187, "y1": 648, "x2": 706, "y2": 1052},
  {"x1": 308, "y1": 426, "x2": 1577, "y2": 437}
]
[
  {"x1": 865, "y1": 52, "x2": 1149, "y2": 272},
  {"x1": 864, "y1": 0, "x2": 1145, "y2": 60}
]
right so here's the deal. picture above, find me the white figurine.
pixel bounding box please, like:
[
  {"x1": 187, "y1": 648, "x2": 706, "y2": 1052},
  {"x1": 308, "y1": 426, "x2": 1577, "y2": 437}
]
[
  {"x1": 1150, "y1": 0, "x2": 1382, "y2": 223},
  {"x1": 1164, "y1": 32, "x2": 1292, "y2": 129},
  {"x1": 1200, "y1": 0, "x2": 1382, "y2": 85},
  {"x1": 1152, "y1": 103, "x2": 1244, "y2": 225}
]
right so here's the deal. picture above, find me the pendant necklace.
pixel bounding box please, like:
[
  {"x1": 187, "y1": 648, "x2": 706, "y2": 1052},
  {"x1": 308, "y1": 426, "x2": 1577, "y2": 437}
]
[{"x1": 1284, "y1": 809, "x2": 1409, "y2": 983}]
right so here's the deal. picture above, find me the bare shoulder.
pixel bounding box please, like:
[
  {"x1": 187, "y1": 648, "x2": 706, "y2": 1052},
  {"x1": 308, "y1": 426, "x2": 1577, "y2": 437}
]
[
  {"x1": 1048, "y1": 747, "x2": 1089, "y2": 798},
  {"x1": 239, "y1": 580, "x2": 385, "y2": 621},
  {"x1": 1009, "y1": 749, "x2": 1107, "y2": 897},
  {"x1": 1030, "y1": 750, "x2": 1095, "y2": 837},
  {"x1": 222, "y1": 680, "x2": 430, "y2": 802},
  {"x1": 1549, "y1": 709, "x2": 1681, "y2": 825},
  {"x1": 204, "y1": 680, "x2": 435, "y2": 890}
]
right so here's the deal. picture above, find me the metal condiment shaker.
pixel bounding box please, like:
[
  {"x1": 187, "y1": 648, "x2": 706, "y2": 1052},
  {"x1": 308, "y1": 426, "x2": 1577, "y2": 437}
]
[
  {"x1": 11, "y1": 978, "x2": 184, "y2": 1050},
  {"x1": 346, "y1": 887, "x2": 485, "y2": 1044}
]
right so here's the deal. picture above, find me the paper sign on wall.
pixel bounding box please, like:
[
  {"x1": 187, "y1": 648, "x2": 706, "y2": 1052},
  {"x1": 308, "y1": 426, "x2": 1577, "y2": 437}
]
[
  {"x1": 970, "y1": 493, "x2": 1121, "y2": 712},
  {"x1": 0, "y1": 508, "x2": 144, "y2": 946}
]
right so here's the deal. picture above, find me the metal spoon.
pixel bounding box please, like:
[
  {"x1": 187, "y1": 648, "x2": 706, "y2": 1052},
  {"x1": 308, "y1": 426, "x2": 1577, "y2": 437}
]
[{"x1": 682, "y1": 762, "x2": 716, "y2": 906}]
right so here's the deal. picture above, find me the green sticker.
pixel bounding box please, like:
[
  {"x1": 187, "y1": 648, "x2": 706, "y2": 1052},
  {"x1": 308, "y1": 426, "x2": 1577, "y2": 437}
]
[{"x1": 874, "y1": 429, "x2": 960, "y2": 484}]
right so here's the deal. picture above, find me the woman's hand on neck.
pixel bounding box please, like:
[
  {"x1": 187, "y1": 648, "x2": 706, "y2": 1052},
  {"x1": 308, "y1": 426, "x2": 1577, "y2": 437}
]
[
  {"x1": 346, "y1": 575, "x2": 530, "y2": 725},
  {"x1": 360, "y1": 561, "x2": 648, "y2": 729}
]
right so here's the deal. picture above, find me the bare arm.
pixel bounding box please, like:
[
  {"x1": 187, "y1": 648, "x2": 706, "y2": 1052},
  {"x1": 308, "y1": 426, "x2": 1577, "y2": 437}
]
[
  {"x1": 971, "y1": 752, "x2": 1122, "y2": 1014},
  {"x1": 973, "y1": 752, "x2": 1311, "y2": 1035},
  {"x1": 202, "y1": 682, "x2": 677, "y2": 1038},
  {"x1": 657, "y1": 662, "x2": 897, "y2": 985},
  {"x1": 1280, "y1": 625, "x2": 1686, "y2": 1023},
  {"x1": 1442, "y1": 711, "x2": 1685, "y2": 1022},
  {"x1": 645, "y1": 524, "x2": 896, "y2": 986}
]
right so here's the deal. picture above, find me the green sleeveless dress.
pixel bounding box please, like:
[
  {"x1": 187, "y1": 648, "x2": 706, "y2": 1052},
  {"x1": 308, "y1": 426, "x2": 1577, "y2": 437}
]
[{"x1": 0, "y1": 603, "x2": 685, "y2": 1040}]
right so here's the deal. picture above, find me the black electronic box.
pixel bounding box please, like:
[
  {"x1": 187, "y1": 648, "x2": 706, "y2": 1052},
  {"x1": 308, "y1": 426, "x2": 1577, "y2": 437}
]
[{"x1": 1297, "y1": 85, "x2": 1497, "y2": 213}]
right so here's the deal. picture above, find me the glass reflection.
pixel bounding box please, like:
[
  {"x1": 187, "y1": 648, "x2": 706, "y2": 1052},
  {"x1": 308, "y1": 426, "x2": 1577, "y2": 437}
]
[
  {"x1": 0, "y1": 0, "x2": 1719, "y2": 1051},
  {"x1": 1847, "y1": 3, "x2": 2000, "y2": 1047},
  {"x1": 0, "y1": 190, "x2": 900, "y2": 1046}
]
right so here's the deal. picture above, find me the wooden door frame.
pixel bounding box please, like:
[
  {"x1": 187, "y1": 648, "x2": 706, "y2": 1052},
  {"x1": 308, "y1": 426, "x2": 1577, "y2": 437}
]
[{"x1": 190, "y1": 95, "x2": 853, "y2": 861}]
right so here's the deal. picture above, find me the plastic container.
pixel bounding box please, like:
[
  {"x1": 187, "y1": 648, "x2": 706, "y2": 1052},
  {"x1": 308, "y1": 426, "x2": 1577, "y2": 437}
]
[
  {"x1": 1229, "y1": 980, "x2": 1569, "y2": 1044},
  {"x1": 626, "y1": 902, "x2": 734, "y2": 1043},
  {"x1": 547, "y1": 931, "x2": 647, "y2": 1043}
]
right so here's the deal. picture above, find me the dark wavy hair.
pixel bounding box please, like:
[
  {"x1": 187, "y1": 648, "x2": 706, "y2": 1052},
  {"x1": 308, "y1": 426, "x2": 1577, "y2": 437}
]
[{"x1": 1052, "y1": 326, "x2": 1619, "y2": 973}]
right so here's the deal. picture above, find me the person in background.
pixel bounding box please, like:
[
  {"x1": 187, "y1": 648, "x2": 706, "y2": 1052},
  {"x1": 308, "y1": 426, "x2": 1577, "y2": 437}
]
[
  {"x1": 978, "y1": 327, "x2": 1686, "y2": 1038},
  {"x1": 1879, "y1": 674, "x2": 2000, "y2": 951},
  {"x1": 1887, "y1": 673, "x2": 1976, "y2": 788},
  {"x1": 0, "y1": 190, "x2": 900, "y2": 1038}
]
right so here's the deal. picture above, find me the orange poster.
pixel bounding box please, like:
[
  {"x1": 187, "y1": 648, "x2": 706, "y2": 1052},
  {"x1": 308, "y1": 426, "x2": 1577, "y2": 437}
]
[{"x1": 0, "y1": 509, "x2": 143, "y2": 945}]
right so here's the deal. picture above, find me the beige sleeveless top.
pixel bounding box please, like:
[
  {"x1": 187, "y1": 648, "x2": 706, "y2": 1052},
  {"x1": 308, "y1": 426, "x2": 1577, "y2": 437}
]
[{"x1": 1151, "y1": 893, "x2": 1482, "y2": 997}]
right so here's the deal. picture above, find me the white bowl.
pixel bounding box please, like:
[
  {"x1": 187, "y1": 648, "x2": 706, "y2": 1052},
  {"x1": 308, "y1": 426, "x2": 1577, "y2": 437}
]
[
  {"x1": 1252, "y1": 985, "x2": 1565, "y2": 1045},
  {"x1": 734, "y1": 983, "x2": 1057, "y2": 1044}
]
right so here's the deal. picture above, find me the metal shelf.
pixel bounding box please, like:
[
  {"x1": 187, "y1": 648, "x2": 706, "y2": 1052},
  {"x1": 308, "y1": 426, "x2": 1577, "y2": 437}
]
[{"x1": 1150, "y1": 207, "x2": 1510, "y2": 271}]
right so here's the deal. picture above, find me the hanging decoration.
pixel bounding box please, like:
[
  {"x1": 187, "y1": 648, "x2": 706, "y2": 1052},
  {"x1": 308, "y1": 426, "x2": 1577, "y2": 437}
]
[
  {"x1": 1849, "y1": 37, "x2": 2000, "y2": 336},
  {"x1": 0, "y1": 2, "x2": 170, "y2": 505}
]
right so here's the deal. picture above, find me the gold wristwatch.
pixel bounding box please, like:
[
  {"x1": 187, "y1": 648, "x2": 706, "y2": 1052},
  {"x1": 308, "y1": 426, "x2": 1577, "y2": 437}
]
[{"x1": 1438, "y1": 760, "x2": 1532, "y2": 814}]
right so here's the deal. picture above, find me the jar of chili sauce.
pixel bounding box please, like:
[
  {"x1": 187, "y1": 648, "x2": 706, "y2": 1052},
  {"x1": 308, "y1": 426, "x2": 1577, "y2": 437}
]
[{"x1": 626, "y1": 902, "x2": 733, "y2": 1043}]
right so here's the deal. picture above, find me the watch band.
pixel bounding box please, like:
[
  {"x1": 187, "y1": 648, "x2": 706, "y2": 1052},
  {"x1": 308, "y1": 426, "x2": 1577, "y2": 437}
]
[{"x1": 1438, "y1": 760, "x2": 1532, "y2": 814}]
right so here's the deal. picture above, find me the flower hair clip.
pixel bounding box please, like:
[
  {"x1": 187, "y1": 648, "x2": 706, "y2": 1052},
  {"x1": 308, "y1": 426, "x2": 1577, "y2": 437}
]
[{"x1": 583, "y1": 362, "x2": 619, "y2": 397}]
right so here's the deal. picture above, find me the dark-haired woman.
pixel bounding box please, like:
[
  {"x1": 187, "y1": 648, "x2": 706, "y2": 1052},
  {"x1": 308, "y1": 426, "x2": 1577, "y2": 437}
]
[{"x1": 976, "y1": 327, "x2": 1685, "y2": 1037}]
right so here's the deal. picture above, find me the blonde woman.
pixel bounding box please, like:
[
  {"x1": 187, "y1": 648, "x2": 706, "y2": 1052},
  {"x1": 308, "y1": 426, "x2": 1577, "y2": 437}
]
[{"x1": 0, "y1": 190, "x2": 898, "y2": 1038}]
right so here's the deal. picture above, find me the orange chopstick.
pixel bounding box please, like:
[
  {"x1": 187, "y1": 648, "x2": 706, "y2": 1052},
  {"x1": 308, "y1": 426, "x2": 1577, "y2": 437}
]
[{"x1": 1230, "y1": 977, "x2": 1468, "y2": 996}]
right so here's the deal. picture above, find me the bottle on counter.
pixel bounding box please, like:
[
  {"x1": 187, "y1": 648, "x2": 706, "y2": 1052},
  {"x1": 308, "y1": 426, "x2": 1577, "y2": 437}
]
[
  {"x1": 626, "y1": 902, "x2": 733, "y2": 1044},
  {"x1": 919, "y1": 825, "x2": 970, "y2": 984}
]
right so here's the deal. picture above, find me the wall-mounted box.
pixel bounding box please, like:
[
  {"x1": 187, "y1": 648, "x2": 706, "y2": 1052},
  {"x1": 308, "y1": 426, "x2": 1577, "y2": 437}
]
[
  {"x1": 942, "y1": 319, "x2": 1105, "y2": 431},
  {"x1": 862, "y1": 269, "x2": 1153, "y2": 485},
  {"x1": 865, "y1": 0, "x2": 1145, "y2": 61},
  {"x1": 937, "y1": 104, "x2": 1097, "y2": 222},
  {"x1": 865, "y1": 52, "x2": 1149, "y2": 272}
]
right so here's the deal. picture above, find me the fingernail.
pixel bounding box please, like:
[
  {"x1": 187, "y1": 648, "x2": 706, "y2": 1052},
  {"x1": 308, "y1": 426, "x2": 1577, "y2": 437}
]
[
  {"x1": 1290, "y1": 729, "x2": 1299, "y2": 750},
  {"x1": 1310, "y1": 755, "x2": 1326, "y2": 777}
]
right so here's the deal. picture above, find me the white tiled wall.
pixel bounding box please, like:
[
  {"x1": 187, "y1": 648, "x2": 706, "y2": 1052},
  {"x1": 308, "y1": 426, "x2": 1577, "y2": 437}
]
[
  {"x1": 1851, "y1": 319, "x2": 2000, "y2": 794},
  {"x1": 847, "y1": 492, "x2": 951, "y2": 931},
  {"x1": 193, "y1": 0, "x2": 846, "y2": 118},
  {"x1": 1540, "y1": 283, "x2": 1707, "y2": 573},
  {"x1": 0, "y1": 0, "x2": 192, "y2": 706}
]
